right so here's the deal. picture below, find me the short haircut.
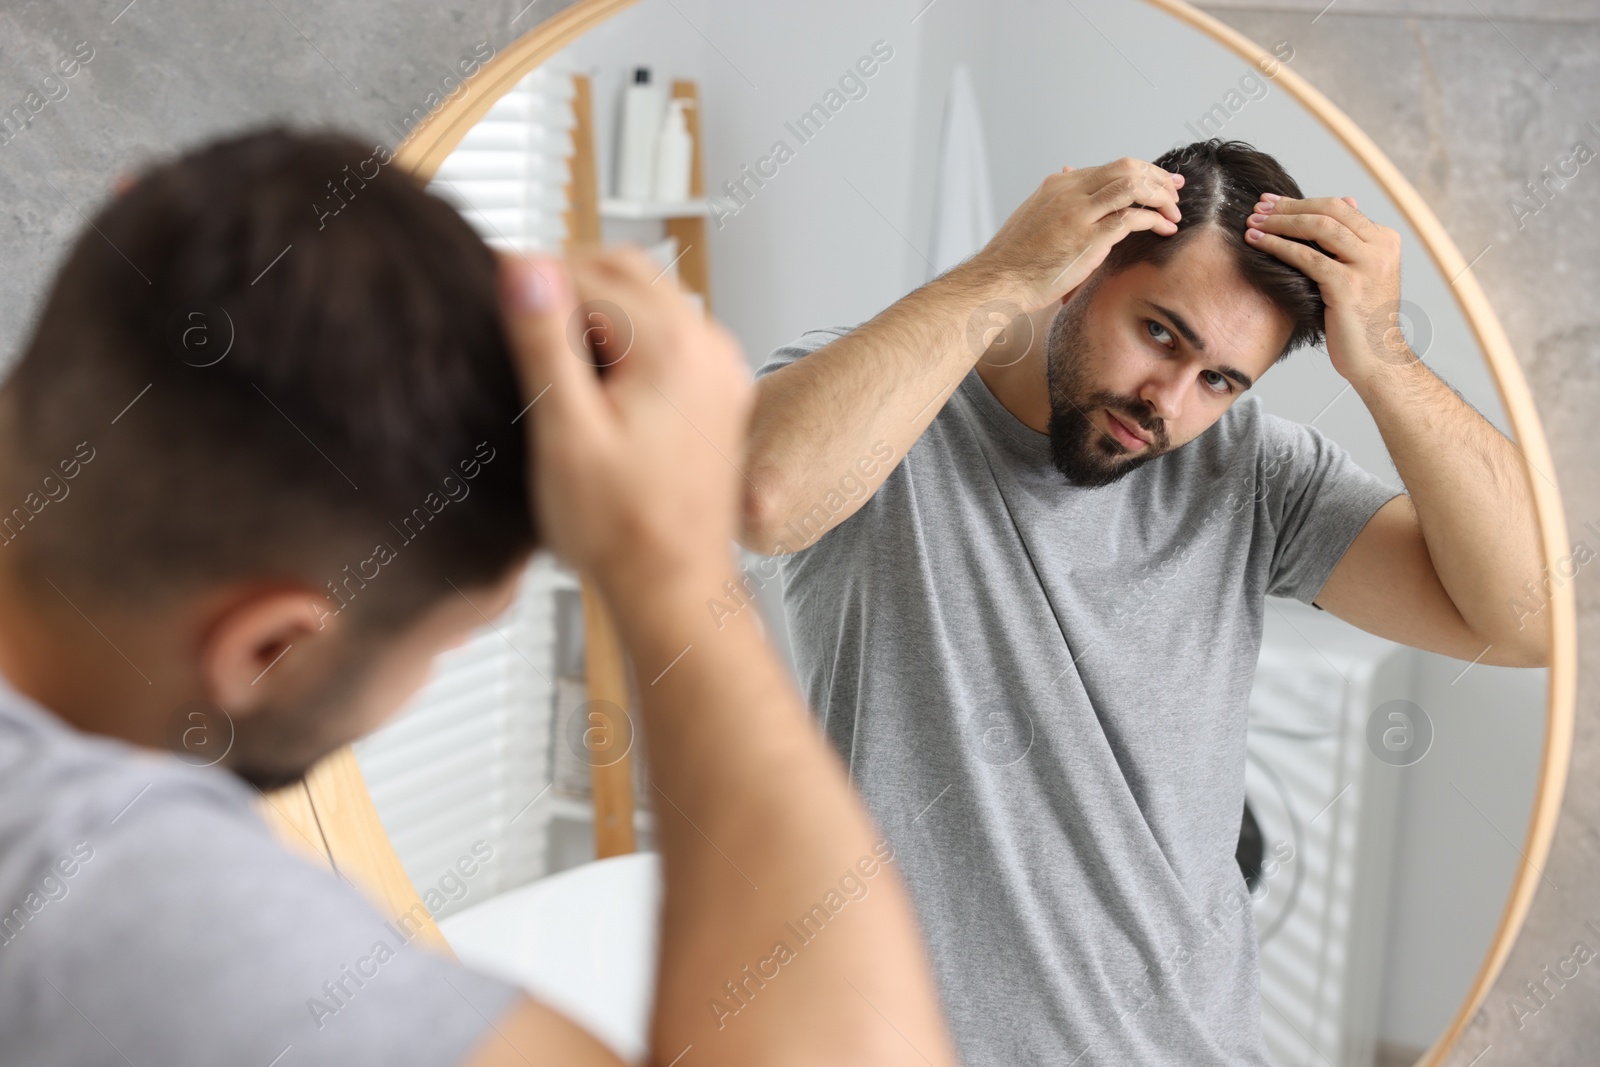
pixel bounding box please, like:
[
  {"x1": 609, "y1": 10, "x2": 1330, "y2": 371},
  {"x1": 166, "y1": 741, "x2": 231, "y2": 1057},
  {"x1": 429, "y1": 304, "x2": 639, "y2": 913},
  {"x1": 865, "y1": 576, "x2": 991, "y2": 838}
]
[
  {"x1": 0, "y1": 126, "x2": 535, "y2": 634},
  {"x1": 1099, "y1": 139, "x2": 1324, "y2": 361}
]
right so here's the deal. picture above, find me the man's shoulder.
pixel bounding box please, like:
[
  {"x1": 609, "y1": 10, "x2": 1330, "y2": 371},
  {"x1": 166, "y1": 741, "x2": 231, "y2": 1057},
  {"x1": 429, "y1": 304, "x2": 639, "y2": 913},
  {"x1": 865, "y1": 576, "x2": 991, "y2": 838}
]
[
  {"x1": 1152, "y1": 396, "x2": 1268, "y2": 477},
  {"x1": 0, "y1": 690, "x2": 254, "y2": 808},
  {"x1": 1139, "y1": 398, "x2": 1330, "y2": 514},
  {"x1": 1209, "y1": 394, "x2": 1274, "y2": 443},
  {"x1": 753, "y1": 326, "x2": 857, "y2": 379},
  {"x1": 0, "y1": 694, "x2": 260, "y2": 906},
  {"x1": 1172, "y1": 397, "x2": 1315, "y2": 470},
  {"x1": 0, "y1": 694, "x2": 522, "y2": 1067}
]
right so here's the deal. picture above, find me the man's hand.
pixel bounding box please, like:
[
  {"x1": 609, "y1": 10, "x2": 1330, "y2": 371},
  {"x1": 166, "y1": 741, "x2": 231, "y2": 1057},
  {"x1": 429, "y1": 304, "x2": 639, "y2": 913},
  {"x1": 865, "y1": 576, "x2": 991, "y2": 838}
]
[
  {"x1": 968, "y1": 157, "x2": 1184, "y2": 313},
  {"x1": 498, "y1": 247, "x2": 752, "y2": 599},
  {"x1": 1248, "y1": 194, "x2": 1552, "y2": 667},
  {"x1": 1243, "y1": 194, "x2": 1410, "y2": 384},
  {"x1": 494, "y1": 248, "x2": 959, "y2": 1067}
]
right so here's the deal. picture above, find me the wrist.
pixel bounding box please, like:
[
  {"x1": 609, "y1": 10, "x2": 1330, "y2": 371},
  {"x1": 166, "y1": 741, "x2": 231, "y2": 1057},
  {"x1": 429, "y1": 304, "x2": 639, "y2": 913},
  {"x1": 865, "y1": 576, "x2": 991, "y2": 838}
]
[
  {"x1": 939, "y1": 256, "x2": 1037, "y2": 316},
  {"x1": 590, "y1": 548, "x2": 739, "y2": 627},
  {"x1": 595, "y1": 554, "x2": 759, "y2": 683},
  {"x1": 1347, "y1": 345, "x2": 1429, "y2": 402}
]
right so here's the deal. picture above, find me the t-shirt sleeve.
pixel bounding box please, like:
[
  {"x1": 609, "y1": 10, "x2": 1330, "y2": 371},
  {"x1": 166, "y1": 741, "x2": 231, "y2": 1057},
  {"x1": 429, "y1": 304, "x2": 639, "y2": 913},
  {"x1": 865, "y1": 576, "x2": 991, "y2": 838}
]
[
  {"x1": 752, "y1": 326, "x2": 855, "y2": 379},
  {"x1": 1258, "y1": 411, "x2": 1405, "y2": 606},
  {"x1": 3, "y1": 772, "x2": 523, "y2": 1067}
]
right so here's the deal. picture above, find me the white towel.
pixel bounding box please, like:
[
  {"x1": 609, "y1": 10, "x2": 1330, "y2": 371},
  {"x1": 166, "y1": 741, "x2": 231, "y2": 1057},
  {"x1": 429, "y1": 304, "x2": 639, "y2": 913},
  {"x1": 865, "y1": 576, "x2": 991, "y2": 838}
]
[{"x1": 928, "y1": 63, "x2": 997, "y2": 280}]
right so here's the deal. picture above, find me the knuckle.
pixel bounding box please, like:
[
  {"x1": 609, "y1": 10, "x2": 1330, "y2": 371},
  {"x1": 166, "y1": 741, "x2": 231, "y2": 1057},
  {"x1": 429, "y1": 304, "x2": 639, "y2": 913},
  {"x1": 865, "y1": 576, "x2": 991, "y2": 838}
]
[{"x1": 1097, "y1": 207, "x2": 1130, "y2": 231}]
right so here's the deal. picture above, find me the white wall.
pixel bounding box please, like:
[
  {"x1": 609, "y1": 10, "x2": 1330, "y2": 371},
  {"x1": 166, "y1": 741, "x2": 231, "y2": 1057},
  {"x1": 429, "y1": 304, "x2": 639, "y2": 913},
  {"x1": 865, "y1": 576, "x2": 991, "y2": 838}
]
[
  {"x1": 557, "y1": 0, "x2": 928, "y2": 365},
  {"x1": 1378, "y1": 654, "x2": 1548, "y2": 1048}
]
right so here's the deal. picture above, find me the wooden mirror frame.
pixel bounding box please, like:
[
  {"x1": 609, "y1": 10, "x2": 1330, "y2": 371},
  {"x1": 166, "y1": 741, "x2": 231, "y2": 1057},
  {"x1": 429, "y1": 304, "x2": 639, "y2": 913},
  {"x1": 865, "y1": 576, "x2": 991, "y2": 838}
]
[{"x1": 263, "y1": 1, "x2": 1576, "y2": 1062}]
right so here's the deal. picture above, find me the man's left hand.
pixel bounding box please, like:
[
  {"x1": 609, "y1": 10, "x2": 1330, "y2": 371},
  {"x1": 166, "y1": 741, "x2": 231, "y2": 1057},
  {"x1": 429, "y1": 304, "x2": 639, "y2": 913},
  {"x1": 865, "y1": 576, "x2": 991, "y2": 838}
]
[{"x1": 1243, "y1": 194, "x2": 1414, "y2": 385}]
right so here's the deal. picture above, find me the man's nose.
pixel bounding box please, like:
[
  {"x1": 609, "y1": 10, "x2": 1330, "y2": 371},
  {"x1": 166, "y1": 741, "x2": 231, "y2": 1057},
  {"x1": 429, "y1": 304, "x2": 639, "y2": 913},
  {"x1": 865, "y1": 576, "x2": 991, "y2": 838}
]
[{"x1": 1137, "y1": 370, "x2": 1186, "y2": 426}]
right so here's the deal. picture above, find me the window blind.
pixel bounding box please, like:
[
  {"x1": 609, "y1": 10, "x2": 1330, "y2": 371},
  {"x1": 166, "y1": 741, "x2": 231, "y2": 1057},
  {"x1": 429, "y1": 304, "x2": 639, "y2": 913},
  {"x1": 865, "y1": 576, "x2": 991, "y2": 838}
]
[
  {"x1": 427, "y1": 62, "x2": 577, "y2": 253},
  {"x1": 353, "y1": 557, "x2": 567, "y2": 921}
]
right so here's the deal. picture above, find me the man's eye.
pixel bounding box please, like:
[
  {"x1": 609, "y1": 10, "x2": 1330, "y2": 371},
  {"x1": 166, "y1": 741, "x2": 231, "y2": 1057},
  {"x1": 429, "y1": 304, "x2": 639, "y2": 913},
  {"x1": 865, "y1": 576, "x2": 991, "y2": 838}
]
[
  {"x1": 1144, "y1": 319, "x2": 1174, "y2": 346},
  {"x1": 1202, "y1": 370, "x2": 1232, "y2": 394}
]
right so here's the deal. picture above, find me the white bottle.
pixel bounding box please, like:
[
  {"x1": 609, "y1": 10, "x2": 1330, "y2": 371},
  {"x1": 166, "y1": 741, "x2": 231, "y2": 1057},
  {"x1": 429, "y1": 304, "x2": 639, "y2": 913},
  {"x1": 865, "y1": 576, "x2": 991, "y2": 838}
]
[
  {"x1": 653, "y1": 99, "x2": 693, "y2": 203},
  {"x1": 617, "y1": 66, "x2": 663, "y2": 202}
]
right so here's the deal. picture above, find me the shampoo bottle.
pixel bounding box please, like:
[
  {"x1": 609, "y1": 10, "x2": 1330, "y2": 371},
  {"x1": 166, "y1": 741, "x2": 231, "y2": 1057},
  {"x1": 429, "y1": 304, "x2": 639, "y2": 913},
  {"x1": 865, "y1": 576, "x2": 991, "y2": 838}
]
[
  {"x1": 617, "y1": 66, "x2": 663, "y2": 202},
  {"x1": 653, "y1": 98, "x2": 693, "y2": 203}
]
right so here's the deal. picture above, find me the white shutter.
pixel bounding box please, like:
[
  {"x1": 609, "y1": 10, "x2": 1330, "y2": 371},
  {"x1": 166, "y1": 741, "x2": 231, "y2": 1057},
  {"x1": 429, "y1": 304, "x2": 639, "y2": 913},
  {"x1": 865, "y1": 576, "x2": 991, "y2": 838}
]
[
  {"x1": 428, "y1": 63, "x2": 577, "y2": 253},
  {"x1": 353, "y1": 556, "x2": 570, "y2": 920}
]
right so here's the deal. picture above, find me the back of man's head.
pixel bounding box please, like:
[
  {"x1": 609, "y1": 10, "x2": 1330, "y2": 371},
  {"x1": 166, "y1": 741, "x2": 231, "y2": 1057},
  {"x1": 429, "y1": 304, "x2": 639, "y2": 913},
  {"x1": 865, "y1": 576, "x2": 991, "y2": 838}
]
[
  {"x1": 0, "y1": 126, "x2": 535, "y2": 636},
  {"x1": 1100, "y1": 138, "x2": 1325, "y2": 361}
]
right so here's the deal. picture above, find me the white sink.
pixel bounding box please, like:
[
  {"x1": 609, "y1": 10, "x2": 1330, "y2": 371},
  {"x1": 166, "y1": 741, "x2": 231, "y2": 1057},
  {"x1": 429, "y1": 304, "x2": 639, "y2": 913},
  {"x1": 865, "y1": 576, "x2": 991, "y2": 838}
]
[{"x1": 439, "y1": 852, "x2": 662, "y2": 1064}]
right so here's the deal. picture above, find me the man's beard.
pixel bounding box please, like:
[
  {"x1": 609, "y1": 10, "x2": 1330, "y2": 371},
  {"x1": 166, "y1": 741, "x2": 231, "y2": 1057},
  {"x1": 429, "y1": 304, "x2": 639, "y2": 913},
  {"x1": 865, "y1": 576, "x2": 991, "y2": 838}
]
[
  {"x1": 216, "y1": 704, "x2": 336, "y2": 792},
  {"x1": 170, "y1": 647, "x2": 382, "y2": 794},
  {"x1": 230, "y1": 755, "x2": 312, "y2": 793},
  {"x1": 163, "y1": 698, "x2": 317, "y2": 793},
  {"x1": 1043, "y1": 283, "x2": 1171, "y2": 488},
  {"x1": 224, "y1": 696, "x2": 363, "y2": 792}
]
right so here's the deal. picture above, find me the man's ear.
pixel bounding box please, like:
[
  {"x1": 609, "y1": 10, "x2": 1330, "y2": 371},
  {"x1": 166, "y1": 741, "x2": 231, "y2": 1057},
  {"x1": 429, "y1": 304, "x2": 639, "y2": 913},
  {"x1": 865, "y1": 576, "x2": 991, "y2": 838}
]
[{"x1": 199, "y1": 590, "x2": 335, "y2": 716}]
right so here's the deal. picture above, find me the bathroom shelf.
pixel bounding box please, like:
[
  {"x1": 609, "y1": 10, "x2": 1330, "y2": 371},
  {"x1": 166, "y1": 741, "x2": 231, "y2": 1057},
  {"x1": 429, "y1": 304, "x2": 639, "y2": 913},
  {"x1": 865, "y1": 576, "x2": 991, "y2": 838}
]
[
  {"x1": 601, "y1": 197, "x2": 710, "y2": 220},
  {"x1": 593, "y1": 78, "x2": 713, "y2": 313}
]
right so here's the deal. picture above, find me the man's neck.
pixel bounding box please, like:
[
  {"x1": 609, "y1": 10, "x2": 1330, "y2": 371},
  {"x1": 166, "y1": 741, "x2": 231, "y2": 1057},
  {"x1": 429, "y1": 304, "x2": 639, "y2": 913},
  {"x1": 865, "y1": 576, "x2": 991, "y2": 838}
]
[
  {"x1": 0, "y1": 561, "x2": 177, "y2": 748},
  {"x1": 972, "y1": 303, "x2": 1057, "y2": 434}
]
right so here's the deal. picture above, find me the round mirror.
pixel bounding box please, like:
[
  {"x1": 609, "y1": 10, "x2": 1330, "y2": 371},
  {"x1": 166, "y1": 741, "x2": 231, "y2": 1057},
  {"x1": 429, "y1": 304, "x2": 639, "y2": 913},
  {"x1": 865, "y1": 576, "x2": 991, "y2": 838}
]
[{"x1": 353, "y1": 2, "x2": 1571, "y2": 1064}]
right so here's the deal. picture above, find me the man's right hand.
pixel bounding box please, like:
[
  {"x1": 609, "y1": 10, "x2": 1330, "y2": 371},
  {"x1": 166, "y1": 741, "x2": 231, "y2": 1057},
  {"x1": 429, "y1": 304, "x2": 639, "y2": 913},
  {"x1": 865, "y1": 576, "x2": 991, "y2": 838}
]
[
  {"x1": 969, "y1": 157, "x2": 1184, "y2": 312},
  {"x1": 483, "y1": 247, "x2": 957, "y2": 1067},
  {"x1": 498, "y1": 247, "x2": 751, "y2": 602}
]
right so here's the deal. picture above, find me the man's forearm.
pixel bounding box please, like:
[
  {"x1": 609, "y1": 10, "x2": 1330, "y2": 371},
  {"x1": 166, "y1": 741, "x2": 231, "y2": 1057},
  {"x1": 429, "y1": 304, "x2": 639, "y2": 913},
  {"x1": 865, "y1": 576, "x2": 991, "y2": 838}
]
[
  {"x1": 741, "y1": 262, "x2": 1016, "y2": 554},
  {"x1": 600, "y1": 564, "x2": 954, "y2": 1067},
  {"x1": 1353, "y1": 356, "x2": 1549, "y2": 659}
]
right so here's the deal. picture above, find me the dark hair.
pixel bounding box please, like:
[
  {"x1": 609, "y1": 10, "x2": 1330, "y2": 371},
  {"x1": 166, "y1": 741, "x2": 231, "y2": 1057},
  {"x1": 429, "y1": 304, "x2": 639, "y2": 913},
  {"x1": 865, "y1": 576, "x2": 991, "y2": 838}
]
[
  {"x1": 0, "y1": 126, "x2": 535, "y2": 633},
  {"x1": 1099, "y1": 139, "x2": 1324, "y2": 361}
]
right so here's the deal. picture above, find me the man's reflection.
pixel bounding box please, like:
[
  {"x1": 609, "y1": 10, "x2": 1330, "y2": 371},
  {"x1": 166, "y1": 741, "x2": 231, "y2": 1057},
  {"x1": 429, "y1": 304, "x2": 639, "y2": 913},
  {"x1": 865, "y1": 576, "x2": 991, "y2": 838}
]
[{"x1": 740, "y1": 139, "x2": 1548, "y2": 1066}]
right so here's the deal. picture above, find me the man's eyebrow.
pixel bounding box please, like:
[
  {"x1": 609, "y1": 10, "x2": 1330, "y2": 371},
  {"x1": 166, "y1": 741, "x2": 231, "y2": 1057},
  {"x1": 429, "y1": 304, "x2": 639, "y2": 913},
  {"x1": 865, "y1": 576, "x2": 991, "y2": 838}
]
[{"x1": 1140, "y1": 299, "x2": 1255, "y2": 390}]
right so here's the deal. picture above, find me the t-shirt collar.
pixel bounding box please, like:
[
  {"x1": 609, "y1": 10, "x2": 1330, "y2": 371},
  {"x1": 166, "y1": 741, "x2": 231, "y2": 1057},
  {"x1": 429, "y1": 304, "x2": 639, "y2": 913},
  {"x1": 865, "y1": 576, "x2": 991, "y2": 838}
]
[{"x1": 958, "y1": 366, "x2": 1055, "y2": 463}]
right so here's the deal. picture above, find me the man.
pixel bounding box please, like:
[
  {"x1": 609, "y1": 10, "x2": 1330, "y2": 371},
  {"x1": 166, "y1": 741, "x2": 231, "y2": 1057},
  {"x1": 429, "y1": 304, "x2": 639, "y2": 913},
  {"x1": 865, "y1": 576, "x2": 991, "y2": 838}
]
[
  {"x1": 0, "y1": 128, "x2": 957, "y2": 1067},
  {"x1": 739, "y1": 140, "x2": 1548, "y2": 1064}
]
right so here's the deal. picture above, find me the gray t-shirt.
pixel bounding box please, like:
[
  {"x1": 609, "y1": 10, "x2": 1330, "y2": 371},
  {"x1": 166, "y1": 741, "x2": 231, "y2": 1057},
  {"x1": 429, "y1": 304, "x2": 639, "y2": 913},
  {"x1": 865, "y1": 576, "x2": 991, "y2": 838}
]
[
  {"x1": 755, "y1": 328, "x2": 1402, "y2": 1066},
  {"x1": 0, "y1": 674, "x2": 521, "y2": 1066}
]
